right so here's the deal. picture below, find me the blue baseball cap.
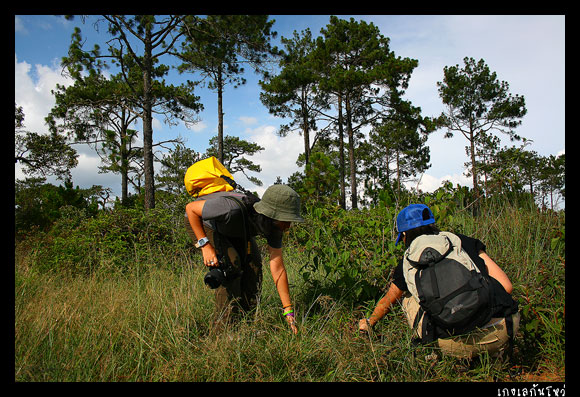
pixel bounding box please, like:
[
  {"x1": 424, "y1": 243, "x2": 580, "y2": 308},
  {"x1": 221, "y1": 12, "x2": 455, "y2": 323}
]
[{"x1": 395, "y1": 204, "x2": 435, "y2": 245}]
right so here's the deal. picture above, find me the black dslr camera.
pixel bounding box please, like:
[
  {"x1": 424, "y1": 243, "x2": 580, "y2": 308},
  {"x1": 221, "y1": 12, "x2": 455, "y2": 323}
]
[{"x1": 203, "y1": 257, "x2": 242, "y2": 289}]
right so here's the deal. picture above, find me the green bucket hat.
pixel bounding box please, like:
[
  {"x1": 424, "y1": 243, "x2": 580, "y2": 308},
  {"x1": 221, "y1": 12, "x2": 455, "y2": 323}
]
[{"x1": 254, "y1": 184, "x2": 304, "y2": 223}]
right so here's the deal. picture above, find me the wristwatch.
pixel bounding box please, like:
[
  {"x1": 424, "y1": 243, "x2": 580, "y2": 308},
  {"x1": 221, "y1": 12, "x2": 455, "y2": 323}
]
[{"x1": 195, "y1": 237, "x2": 210, "y2": 248}]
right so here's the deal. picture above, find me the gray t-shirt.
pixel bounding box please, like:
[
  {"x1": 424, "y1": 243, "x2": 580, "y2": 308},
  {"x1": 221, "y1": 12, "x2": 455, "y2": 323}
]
[{"x1": 196, "y1": 191, "x2": 283, "y2": 249}]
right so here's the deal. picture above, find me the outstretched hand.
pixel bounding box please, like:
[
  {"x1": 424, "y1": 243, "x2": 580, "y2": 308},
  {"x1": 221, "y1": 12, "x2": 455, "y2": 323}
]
[
  {"x1": 201, "y1": 244, "x2": 218, "y2": 268},
  {"x1": 358, "y1": 318, "x2": 371, "y2": 333},
  {"x1": 285, "y1": 313, "x2": 298, "y2": 334}
]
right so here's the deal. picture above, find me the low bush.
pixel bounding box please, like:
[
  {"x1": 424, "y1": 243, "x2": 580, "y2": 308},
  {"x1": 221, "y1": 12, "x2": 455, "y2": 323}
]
[
  {"x1": 15, "y1": 186, "x2": 565, "y2": 381},
  {"x1": 26, "y1": 207, "x2": 193, "y2": 276}
]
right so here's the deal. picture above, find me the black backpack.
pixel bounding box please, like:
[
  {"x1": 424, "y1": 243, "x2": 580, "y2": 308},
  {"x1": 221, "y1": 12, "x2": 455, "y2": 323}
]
[
  {"x1": 403, "y1": 232, "x2": 494, "y2": 344},
  {"x1": 218, "y1": 176, "x2": 261, "y2": 263}
]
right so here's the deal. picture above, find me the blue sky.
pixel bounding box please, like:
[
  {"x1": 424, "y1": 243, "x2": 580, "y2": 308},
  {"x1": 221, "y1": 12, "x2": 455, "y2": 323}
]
[{"x1": 15, "y1": 15, "x2": 565, "y2": 207}]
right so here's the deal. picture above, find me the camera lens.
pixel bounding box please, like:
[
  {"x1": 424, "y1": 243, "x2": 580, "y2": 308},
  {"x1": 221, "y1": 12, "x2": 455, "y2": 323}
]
[{"x1": 204, "y1": 268, "x2": 226, "y2": 289}]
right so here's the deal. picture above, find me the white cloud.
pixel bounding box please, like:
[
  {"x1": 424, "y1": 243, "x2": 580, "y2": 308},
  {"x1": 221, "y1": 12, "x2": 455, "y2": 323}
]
[
  {"x1": 410, "y1": 172, "x2": 472, "y2": 194},
  {"x1": 236, "y1": 125, "x2": 304, "y2": 196},
  {"x1": 152, "y1": 117, "x2": 163, "y2": 131},
  {"x1": 14, "y1": 54, "x2": 121, "y2": 194},
  {"x1": 239, "y1": 116, "x2": 258, "y2": 126},
  {"x1": 67, "y1": 150, "x2": 124, "y2": 195},
  {"x1": 189, "y1": 120, "x2": 208, "y2": 133},
  {"x1": 15, "y1": 16, "x2": 27, "y2": 34},
  {"x1": 15, "y1": 54, "x2": 73, "y2": 135},
  {"x1": 15, "y1": 147, "x2": 123, "y2": 197}
]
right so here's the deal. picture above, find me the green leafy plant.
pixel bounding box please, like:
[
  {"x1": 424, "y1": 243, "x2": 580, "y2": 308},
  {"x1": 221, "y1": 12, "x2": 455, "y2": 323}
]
[
  {"x1": 290, "y1": 201, "x2": 402, "y2": 302},
  {"x1": 29, "y1": 208, "x2": 191, "y2": 275}
]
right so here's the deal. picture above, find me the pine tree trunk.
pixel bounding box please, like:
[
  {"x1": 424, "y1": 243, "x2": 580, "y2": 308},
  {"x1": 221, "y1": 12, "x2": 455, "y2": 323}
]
[
  {"x1": 337, "y1": 94, "x2": 346, "y2": 210},
  {"x1": 217, "y1": 70, "x2": 224, "y2": 164},
  {"x1": 346, "y1": 95, "x2": 357, "y2": 209},
  {"x1": 142, "y1": 27, "x2": 155, "y2": 210}
]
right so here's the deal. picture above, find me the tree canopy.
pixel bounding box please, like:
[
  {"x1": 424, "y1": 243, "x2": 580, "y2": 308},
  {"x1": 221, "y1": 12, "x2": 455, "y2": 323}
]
[{"x1": 16, "y1": 15, "x2": 563, "y2": 215}]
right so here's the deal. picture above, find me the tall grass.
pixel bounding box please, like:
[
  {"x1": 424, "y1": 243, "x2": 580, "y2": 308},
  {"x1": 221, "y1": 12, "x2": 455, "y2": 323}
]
[
  {"x1": 13, "y1": 263, "x2": 469, "y2": 382},
  {"x1": 14, "y1": 200, "x2": 564, "y2": 382},
  {"x1": 446, "y1": 199, "x2": 565, "y2": 377}
]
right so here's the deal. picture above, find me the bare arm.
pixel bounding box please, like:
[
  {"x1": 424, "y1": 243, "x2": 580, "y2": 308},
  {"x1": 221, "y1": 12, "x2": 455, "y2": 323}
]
[
  {"x1": 479, "y1": 251, "x2": 513, "y2": 294},
  {"x1": 268, "y1": 246, "x2": 297, "y2": 334},
  {"x1": 359, "y1": 282, "x2": 404, "y2": 331},
  {"x1": 185, "y1": 201, "x2": 218, "y2": 268},
  {"x1": 268, "y1": 246, "x2": 292, "y2": 308}
]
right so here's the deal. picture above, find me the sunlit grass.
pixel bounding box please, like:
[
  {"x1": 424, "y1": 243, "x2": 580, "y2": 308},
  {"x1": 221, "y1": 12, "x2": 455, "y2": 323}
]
[{"x1": 15, "y1": 201, "x2": 564, "y2": 382}]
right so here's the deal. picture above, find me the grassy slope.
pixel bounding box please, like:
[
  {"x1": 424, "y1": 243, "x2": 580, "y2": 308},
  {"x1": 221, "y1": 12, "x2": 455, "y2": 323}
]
[{"x1": 14, "y1": 203, "x2": 565, "y2": 382}]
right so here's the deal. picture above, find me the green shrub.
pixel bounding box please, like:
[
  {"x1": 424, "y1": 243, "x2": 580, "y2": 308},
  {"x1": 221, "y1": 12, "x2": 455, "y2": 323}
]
[
  {"x1": 27, "y1": 208, "x2": 193, "y2": 275},
  {"x1": 289, "y1": 202, "x2": 403, "y2": 302},
  {"x1": 16, "y1": 185, "x2": 565, "y2": 381}
]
